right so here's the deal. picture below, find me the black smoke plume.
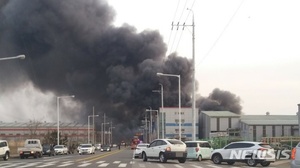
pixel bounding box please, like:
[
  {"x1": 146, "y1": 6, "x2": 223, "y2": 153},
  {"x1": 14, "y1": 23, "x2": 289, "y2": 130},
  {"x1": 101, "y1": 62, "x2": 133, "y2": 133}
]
[
  {"x1": 0, "y1": 0, "x2": 194, "y2": 136},
  {"x1": 197, "y1": 88, "x2": 242, "y2": 114},
  {"x1": 0, "y1": 0, "x2": 242, "y2": 140}
]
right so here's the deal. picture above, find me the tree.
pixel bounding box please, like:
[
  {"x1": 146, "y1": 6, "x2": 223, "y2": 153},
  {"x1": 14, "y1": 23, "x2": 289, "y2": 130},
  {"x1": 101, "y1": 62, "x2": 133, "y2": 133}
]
[{"x1": 26, "y1": 119, "x2": 42, "y2": 139}]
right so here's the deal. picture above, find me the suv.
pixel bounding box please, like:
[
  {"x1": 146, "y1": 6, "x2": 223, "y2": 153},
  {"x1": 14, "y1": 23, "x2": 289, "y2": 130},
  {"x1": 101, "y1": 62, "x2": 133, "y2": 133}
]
[
  {"x1": 185, "y1": 140, "x2": 213, "y2": 161},
  {"x1": 211, "y1": 141, "x2": 275, "y2": 167},
  {"x1": 141, "y1": 139, "x2": 187, "y2": 163},
  {"x1": 0, "y1": 140, "x2": 10, "y2": 161},
  {"x1": 291, "y1": 142, "x2": 300, "y2": 168}
]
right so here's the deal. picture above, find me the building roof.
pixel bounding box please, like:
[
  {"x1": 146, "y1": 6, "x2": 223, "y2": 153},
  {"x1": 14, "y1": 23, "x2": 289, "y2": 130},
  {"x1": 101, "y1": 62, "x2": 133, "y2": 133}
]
[
  {"x1": 240, "y1": 115, "x2": 298, "y2": 125},
  {"x1": 201, "y1": 111, "x2": 240, "y2": 117},
  {"x1": 0, "y1": 121, "x2": 87, "y2": 128}
]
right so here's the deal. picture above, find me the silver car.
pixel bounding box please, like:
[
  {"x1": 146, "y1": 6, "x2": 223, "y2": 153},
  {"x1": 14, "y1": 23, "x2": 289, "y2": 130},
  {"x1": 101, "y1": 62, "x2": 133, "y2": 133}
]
[{"x1": 291, "y1": 142, "x2": 300, "y2": 168}]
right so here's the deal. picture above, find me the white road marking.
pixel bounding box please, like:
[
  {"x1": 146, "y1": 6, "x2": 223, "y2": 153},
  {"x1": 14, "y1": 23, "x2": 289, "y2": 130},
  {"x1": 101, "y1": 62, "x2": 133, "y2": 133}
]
[
  {"x1": 98, "y1": 163, "x2": 109, "y2": 167},
  {"x1": 118, "y1": 163, "x2": 127, "y2": 167},
  {"x1": 78, "y1": 163, "x2": 92, "y2": 167}
]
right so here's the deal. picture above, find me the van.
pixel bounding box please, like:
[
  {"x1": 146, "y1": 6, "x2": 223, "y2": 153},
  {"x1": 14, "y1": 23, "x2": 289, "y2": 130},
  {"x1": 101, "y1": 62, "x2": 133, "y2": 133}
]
[{"x1": 185, "y1": 141, "x2": 213, "y2": 161}]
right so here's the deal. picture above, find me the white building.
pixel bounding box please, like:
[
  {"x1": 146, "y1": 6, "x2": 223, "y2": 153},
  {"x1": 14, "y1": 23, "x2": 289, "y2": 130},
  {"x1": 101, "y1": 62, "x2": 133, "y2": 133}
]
[{"x1": 160, "y1": 107, "x2": 199, "y2": 141}]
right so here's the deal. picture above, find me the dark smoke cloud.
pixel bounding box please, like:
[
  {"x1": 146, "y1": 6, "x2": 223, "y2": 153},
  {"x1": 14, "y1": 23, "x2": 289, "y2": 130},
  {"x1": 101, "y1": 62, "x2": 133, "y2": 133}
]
[
  {"x1": 0, "y1": 0, "x2": 242, "y2": 141},
  {"x1": 0, "y1": 0, "x2": 194, "y2": 132},
  {"x1": 197, "y1": 88, "x2": 243, "y2": 114}
]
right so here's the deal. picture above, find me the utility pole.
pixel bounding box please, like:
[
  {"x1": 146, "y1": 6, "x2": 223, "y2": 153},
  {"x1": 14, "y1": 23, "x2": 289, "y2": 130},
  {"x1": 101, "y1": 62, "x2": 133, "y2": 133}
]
[{"x1": 172, "y1": 8, "x2": 196, "y2": 141}]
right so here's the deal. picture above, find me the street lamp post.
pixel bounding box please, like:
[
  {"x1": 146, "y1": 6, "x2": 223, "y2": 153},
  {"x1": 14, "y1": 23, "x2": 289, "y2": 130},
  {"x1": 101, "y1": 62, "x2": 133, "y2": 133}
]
[
  {"x1": 88, "y1": 115, "x2": 99, "y2": 143},
  {"x1": 101, "y1": 122, "x2": 109, "y2": 145},
  {"x1": 57, "y1": 95, "x2": 75, "y2": 145},
  {"x1": 157, "y1": 72, "x2": 181, "y2": 140},
  {"x1": 152, "y1": 83, "x2": 164, "y2": 139},
  {"x1": 146, "y1": 108, "x2": 159, "y2": 140},
  {"x1": 109, "y1": 126, "x2": 115, "y2": 145},
  {"x1": 0, "y1": 54, "x2": 25, "y2": 61}
]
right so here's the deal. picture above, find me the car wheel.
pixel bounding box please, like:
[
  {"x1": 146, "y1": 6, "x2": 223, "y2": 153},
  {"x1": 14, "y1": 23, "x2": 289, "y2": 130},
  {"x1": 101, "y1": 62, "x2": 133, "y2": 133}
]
[
  {"x1": 142, "y1": 152, "x2": 147, "y2": 161},
  {"x1": 227, "y1": 161, "x2": 235, "y2": 165},
  {"x1": 159, "y1": 153, "x2": 167, "y2": 163},
  {"x1": 260, "y1": 161, "x2": 271, "y2": 167},
  {"x1": 246, "y1": 158, "x2": 257, "y2": 167},
  {"x1": 212, "y1": 154, "x2": 222, "y2": 164},
  {"x1": 178, "y1": 157, "x2": 186, "y2": 163},
  {"x1": 3, "y1": 152, "x2": 9, "y2": 161},
  {"x1": 197, "y1": 155, "x2": 202, "y2": 161}
]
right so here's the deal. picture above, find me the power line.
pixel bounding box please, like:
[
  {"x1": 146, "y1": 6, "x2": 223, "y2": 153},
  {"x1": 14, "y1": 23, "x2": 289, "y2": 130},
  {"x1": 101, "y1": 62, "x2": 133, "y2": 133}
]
[{"x1": 197, "y1": 0, "x2": 245, "y2": 65}]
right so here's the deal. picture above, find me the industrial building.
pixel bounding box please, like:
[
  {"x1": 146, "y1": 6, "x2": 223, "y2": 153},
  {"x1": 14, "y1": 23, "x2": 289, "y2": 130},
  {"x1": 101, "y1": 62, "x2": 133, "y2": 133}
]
[{"x1": 0, "y1": 121, "x2": 88, "y2": 144}]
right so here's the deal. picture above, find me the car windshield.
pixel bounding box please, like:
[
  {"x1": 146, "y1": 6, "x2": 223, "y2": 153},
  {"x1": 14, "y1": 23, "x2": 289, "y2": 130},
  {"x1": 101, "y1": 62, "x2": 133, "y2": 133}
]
[
  {"x1": 167, "y1": 140, "x2": 184, "y2": 145},
  {"x1": 185, "y1": 143, "x2": 197, "y2": 147},
  {"x1": 82, "y1": 144, "x2": 92, "y2": 148},
  {"x1": 54, "y1": 146, "x2": 63, "y2": 148}
]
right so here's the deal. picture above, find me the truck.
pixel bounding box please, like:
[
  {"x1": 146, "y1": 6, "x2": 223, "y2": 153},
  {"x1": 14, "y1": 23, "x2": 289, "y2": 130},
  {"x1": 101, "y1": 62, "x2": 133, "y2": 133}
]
[{"x1": 17, "y1": 139, "x2": 43, "y2": 159}]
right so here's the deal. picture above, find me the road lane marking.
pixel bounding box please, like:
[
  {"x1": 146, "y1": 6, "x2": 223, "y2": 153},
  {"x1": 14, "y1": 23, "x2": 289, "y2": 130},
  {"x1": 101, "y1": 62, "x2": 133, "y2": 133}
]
[
  {"x1": 113, "y1": 161, "x2": 121, "y2": 164},
  {"x1": 78, "y1": 163, "x2": 92, "y2": 167},
  {"x1": 98, "y1": 163, "x2": 109, "y2": 167},
  {"x1": 118, "y1": 163, "x2": 127, "y2": 167}
]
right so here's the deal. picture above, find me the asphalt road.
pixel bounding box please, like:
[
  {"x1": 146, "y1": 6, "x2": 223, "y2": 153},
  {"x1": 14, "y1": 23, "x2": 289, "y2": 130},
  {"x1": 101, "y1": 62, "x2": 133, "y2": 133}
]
[{"x1": 0, "y1": 147, "x2": 291, "y2": 168}]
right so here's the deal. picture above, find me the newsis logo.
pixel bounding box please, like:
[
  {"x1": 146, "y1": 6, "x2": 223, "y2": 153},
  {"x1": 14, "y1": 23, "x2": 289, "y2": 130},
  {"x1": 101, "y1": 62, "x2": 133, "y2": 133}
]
[{"x1": 229, "y1": 149, "x2": 291, "y2": 160}]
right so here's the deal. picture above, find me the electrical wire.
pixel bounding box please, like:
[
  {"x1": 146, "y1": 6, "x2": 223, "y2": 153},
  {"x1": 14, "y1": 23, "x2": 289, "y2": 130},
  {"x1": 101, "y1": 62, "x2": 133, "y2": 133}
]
[{"x1": 197, "y1": 0, "x2": 246, "y2": 65}]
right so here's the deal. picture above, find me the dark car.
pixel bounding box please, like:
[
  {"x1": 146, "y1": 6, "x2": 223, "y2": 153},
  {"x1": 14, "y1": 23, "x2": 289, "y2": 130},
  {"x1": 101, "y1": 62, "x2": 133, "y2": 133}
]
[
  {"x1": 101, "y1": 145, "x2": 111, "y2": 152},
  {"x1": 42, "y1": 144, "x2": 55, "y2": 156}
]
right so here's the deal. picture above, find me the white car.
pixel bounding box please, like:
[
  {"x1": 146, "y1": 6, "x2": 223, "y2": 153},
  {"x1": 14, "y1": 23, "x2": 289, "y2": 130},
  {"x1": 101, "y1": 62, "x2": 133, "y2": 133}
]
[
  {"x1": 134, "y1": 143, "x2": 149, "y2": 158},
  {"x1": 78, "y1": 144, "x2": 95, "y2": 155},
  {"x1": 141, "y1": 139, "x2": 187, "y2": 163},
  {"x1": 95, "y1": 144, "x2": 101, "y2": 150},
  {"x1": 0, "y1": 140, "x2": 10, "y2": 161},
  {"x1": 185, "y1": 140, "x2": 213, "y2": 161},
  {"x1": 54, "y1": 145, "x2": 68, "y2": 155},
  {"x1": 211, "y1": 141, "x2": 275, "y2": 167}
]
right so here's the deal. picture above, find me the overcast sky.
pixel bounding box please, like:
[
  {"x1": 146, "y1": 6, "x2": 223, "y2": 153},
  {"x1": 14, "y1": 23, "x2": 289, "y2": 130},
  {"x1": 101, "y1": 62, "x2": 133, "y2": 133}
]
[{"x1": 108, "y1": 0, "x2": 300, "y2": 115}]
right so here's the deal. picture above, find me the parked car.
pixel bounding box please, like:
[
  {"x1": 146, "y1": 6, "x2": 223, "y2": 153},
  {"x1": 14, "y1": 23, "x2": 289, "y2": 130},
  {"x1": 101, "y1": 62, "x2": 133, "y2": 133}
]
[
  {"x1": 95, "y1": 144, "x2": 101, "y2": 150},
  {"x1": 141, "y1": 139, "x2": 187, "y2": 163},
  {"x1": 134, "y1": 143, "x2": 149, "y2": 158},
  {"x1": 77, "y1": 144, "x2": 82, "y2": 152},
  {"x1": 78, "y1": 144, "x2": 95, "y2": 155},
  {"x1": 185, "y1": 140, "x2": 213, "y2": 161},
  {"x1": 291, "y1": 142, "x2": 300, "y2": 168},
  {"x1": 54, "y1": 145, "x2": 68, "y2": 155},
  {"x1": 101, "y1": 145, "x2": 111, "y2": 152},
  {"x1": 0, "y1": 140, "x2": 10, "y2": 161},
  {"x1": 42, "y1": 144, "x2": 55, "y2": 156},
  {"x1": 211, "y1": 141, "x2": 275, "y2": 167}
]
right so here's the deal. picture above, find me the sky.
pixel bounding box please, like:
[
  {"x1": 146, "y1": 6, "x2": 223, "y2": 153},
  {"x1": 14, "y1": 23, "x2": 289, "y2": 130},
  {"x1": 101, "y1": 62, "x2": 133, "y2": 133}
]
[{"x1": 108, "y1": 0, "x2": 300, "y2": 115}]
